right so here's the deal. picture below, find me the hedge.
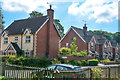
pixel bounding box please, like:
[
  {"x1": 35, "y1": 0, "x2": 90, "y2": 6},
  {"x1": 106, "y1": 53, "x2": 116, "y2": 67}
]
[{"x1": 88, "y1": 59, "x2": 98, "y2": 66}]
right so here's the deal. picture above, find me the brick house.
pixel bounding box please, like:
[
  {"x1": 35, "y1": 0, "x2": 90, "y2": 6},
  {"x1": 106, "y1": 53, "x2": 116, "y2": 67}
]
[
  {"x1": 60, "y1": 24, "x2": 119, "y2": 59},
  {"x1": 1, "y1": 7, "x2": 61, "y2": 58}
]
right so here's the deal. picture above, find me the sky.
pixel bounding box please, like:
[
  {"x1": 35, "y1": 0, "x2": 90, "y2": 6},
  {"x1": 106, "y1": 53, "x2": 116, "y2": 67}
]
[{"x1": 0, "y1": 0, "x2": 119, "y2": 33}]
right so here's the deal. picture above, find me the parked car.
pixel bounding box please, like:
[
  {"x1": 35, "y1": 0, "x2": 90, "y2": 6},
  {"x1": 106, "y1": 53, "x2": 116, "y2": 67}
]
[
  {"x1": 47, "y1": 64, "x2": 83, "y2": 70},
  {"x1": 45, "y1": 64, "x2": 86, "y2": 78}
]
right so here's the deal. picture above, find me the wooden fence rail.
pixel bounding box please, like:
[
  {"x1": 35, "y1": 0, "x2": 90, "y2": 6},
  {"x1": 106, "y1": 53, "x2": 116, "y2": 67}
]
[{"x1": 2, "y1": 64, "x2": 120, "y2": 79}]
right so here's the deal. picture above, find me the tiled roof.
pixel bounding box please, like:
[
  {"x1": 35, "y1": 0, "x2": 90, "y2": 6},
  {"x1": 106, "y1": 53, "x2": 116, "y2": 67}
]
[
  {"x1": 71, "y1": 26, "x2": 93, "y2": 42},
  {"x1": 11, "y1": 42, "x2": 21, "y2": 53},
  {"x1": 71, "y1": 26, "x2": 108, "y2": 44},
  {"x1": 4, "y1": 16, "x2": 49, "y2": 35},
  {"x1": 110, "y1": 41, "x2": 118, "y2": 48}
]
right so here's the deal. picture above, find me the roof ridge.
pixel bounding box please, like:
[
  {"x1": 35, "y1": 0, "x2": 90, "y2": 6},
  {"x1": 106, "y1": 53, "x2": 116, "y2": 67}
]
[{"x1": 14, "y1": 15, "x2": 48, "y2": 22}]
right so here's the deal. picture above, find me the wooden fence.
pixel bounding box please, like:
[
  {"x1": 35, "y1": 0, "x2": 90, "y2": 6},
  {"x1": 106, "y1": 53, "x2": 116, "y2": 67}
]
[{"x1": 2, "y1": 64, "x2": 120, "y2": 79}]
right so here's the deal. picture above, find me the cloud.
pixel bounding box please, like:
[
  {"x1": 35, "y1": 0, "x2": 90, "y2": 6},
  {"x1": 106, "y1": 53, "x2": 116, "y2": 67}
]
[
  {"x1": 68, "y1": 0, "x2": 118, "y2": 23},
  {"x1": 0, "y1": 0, "x2": 55, "y2": 13}
]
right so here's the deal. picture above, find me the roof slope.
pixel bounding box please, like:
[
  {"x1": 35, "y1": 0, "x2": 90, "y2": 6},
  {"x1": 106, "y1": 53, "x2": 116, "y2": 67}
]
[
  {"x1": 11, "y1": 42, "x2": 21, "y2": 53},
  {"x1": 4, "y1": 16, "x2": 49, "y2": 35},
  {"x1": 71, "y1": 26, "x2": 93, "y2": 43}
]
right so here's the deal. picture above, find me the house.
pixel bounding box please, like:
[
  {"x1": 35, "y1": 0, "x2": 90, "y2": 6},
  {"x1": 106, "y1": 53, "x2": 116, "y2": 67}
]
[
  {"x1": 60, "y1": 24, "x2": 96, "y2": 56},
  {"x1": 1, "y1": 6, "x2": 61, "y2": 58},
  {"x1": 60, "y1": 24, "x2": 119, "y2": 59},
  {"x1": 111, "y1": 40, "x2": 119, "y2": 59}
]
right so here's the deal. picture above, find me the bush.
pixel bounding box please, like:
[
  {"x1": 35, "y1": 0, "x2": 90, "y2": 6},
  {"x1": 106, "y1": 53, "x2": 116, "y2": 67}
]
[
  {"x1": 6, "y1": 56, "x2": 52, "y2": 67},
  {"x1": 92, "y1": 68, "x2": 103, "y2": 78},
  {"x1": 89, "y1": 59, "x2": 98, "y2": 66},
  {"x1": 81, "y1": 60, "x2": 89, "y2": 66},
  {"x1": 114, "y1": 58, "x2": 119, "y2": 62},
  {"x1": 68, "y1": 60, "x2": 89, "y2": 66},
  {"x1": 74, "y1": 51, "x2": 87, "y2": 57},
  {"x1": 59, "y1": 47, "x2": 71, "y2": 56},
  {"x1": 101, "y1": 59, "x2": 111, "y2": 64}
]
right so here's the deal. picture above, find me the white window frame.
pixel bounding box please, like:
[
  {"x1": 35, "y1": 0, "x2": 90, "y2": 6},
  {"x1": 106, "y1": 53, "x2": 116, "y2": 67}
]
[
  {"x1": 15, "y1": 37, "x2": 18, "y2": 41},
  {"x1": 66, "y1": 43, "x2": 69, "y2": 48},
  {"x1": 4, "y1": 37, "x2": 8, "y2": 44},
  {"x1": 104, "y1": 44, "x2": 107, "y2": 50},
  {"x1": 91, "y1": 43, "x2": 94, "y2": 48},
  {"x1": 25, "y1": 51, "x2": 30, "y2": 56},
  {"x1": 26, "y1": 36, "x2": 31, "y2": 43}
]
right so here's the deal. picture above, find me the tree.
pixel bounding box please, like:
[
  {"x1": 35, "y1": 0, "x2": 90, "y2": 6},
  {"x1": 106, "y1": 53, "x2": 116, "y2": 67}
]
[
  {"x1": 29, "y1": 11, "x2": 64, "y2": 36},
  {"x1": 70, "y1": 37, "x2": 78, "y2": 54},
  {"x1": 0, "y1": 9, "x2": 5, "y2": 30},
  {"x1": 54, "y1": 19, "x2": 64, "y2": 36},
  {"x1": 29, "y1": 11, "x2": 43, "y2": 18}
]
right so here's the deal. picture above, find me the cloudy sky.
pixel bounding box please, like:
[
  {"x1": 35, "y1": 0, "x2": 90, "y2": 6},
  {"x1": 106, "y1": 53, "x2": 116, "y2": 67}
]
[{"x1": 0, "y1": 0, "x2": 119, "y2": 33}]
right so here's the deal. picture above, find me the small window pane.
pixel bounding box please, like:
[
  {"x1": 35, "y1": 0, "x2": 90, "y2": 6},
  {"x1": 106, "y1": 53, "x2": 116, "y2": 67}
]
[
  {"x1": 66, "y1": 43, "x2": 69, "y2": 48},
  {"x1": 26, "y1": 36, "x2": 30, "y2": 43},
  {"x1": 15, "y1": 37, "x2": 18, "y2": 40},
  {"x1": 4, "y1": 37, "x2": 8, "y2": 44}
]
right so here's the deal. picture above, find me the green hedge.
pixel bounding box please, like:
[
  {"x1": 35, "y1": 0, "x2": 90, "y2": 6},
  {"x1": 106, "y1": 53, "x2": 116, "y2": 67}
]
[
  {"x1": 88, "y1": 59, "x2": 98, "y2": 66},
  {"x1": 6, "y1": 56, "x2": 52, "y2": 67}
]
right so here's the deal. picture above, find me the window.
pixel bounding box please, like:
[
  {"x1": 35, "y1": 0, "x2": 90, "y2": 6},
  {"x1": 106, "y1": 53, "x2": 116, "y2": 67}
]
[
  {"x1": 104, "y1": 45, "x2": 106, "y2": 50},
  {"x1": 66, "y1": 43, "x2": 69, "y2": 48},
  {"x1": 25, "y1": 51, "x2": 30, "y2": 56},
  {"x1": 47, "y1": 65, "x2": 56, "y2": 70},
  {"x1": 91, "y1": 43, "x2": 93, "y2": 48},
  {"x1": 108, "y1": 45, "x2": 110, "y2": 50},
  {"x1": 56, "y1": 66, "x2": 68, "y2": 70},
  {"x1": 26, "y1": 36, "x2": 30, "y2": 43},
  {"x1": 4, "y1": 37, "x2": 8, "y2": 44},
  {"x1": 15, "y1": 37, "x2": 18, "y2": 41}
]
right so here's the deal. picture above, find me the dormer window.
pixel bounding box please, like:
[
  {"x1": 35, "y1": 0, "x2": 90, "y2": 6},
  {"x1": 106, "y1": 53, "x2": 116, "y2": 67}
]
[
  {"x1": 15, "y1": 37, "x2": 18, "y2": 41},
  {"x1": 26, "y1": 36, "x2": 30, "y2": 43},
  {"x1": 4, "y1": 37, "x2": 8, "y2": 44},
  {"x1": 91, "y1": 43, "x2": 93, "y2": 48}
]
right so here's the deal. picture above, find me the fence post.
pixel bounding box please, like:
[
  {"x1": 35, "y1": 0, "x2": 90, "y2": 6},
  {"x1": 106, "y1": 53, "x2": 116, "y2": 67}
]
[
  {"x1": 90, "y1": 68, "x2": 92, "y2": 80},
  {"x1": 108, "y1": 67, "x2": 110, "y2": 80}
]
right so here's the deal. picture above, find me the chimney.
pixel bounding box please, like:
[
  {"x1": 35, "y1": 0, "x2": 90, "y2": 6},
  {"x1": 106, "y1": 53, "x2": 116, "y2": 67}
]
[
  {"x1": 100, "y1": 32, "x2": 103, "y2": 39},
  {"x1": 83, "y1": 24, "x2": 87, "y2": 32},
  {"x1": 47, "y1": 5, "x2": 54, "y2": 22}
]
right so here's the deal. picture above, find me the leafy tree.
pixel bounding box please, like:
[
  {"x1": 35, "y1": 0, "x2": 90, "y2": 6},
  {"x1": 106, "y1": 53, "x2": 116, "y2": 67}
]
[
  {"x1": 54, "y1": 19, "x2": 64, "y2": 36},
  {"x1": 90, "y1": 30, "x2": 119, "y2": 43},
  {"x1": 0, "y1": 9, "x2": 5, "y2": 30},
  {"x1": 70, "y1": 37, "x2": 78, "y2": 54},
  {"x1": 29, "y1": 11, "x2": 43, "y2": 18}
]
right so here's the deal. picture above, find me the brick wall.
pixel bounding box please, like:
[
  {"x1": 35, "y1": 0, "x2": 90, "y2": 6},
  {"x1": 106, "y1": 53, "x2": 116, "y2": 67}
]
[{"x1": 60, "y1": 28, "x2": 87, "y2": 52}]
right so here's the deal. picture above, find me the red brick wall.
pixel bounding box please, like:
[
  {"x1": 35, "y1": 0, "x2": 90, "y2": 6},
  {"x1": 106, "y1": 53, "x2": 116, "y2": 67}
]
[
  {"x1": 36, "y1": 23, "x2": 47, "y2": 57},
  {"x1": 36, "y1": 10, "x2": 60, "y2": 58},
  {"x1": 60, "y1": 28, "x2": 87, "y2": 52}
]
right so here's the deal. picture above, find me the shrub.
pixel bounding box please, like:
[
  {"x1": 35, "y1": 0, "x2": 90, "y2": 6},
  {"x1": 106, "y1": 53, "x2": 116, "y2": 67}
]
[
  {"x1": 70, "y1": 37, "x2": 78, "y2": 54},
  {"x1": 6, "y1": 56, "x2": 52, "y2": 67},
  {"x1": 80, "y1": 60, "x2": 89, "y2": 66},
  {"x1": 88, "y1": 59, "x2": 98, "y2": 66},
  {"x1": 92, "y1": 68, "x2": 103, "y2": 78},
  {"x1": 68, "y1": 60, "x2": 78, "y2": 66},
  {"x1": 114, "y1": 58, "x2": 119, "y2": 62},
  {"x1": 59, "y1": 47, "x2": 71, "y2": 56},
  {"x1": 68, "y1": 60, "x2": 89, "y2": 66},
  {"x1": 74, "y1": 51, "x2": 87, "y2": 57}
]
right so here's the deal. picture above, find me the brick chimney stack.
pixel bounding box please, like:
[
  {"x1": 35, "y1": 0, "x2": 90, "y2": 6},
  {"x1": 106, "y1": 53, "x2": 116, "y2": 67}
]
[
  {"x1": 83, "y1": 24, "x2": 87, "y2": 32},
  {"x1": 46, "y1": 5, "x2": 55, "y2": 58},
  {"x1": 47, "y1": 5, "x2": 54, "y2": 23},
  {"x1": 100, "y1": 32, "x2": 103, "y2": 39}
]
